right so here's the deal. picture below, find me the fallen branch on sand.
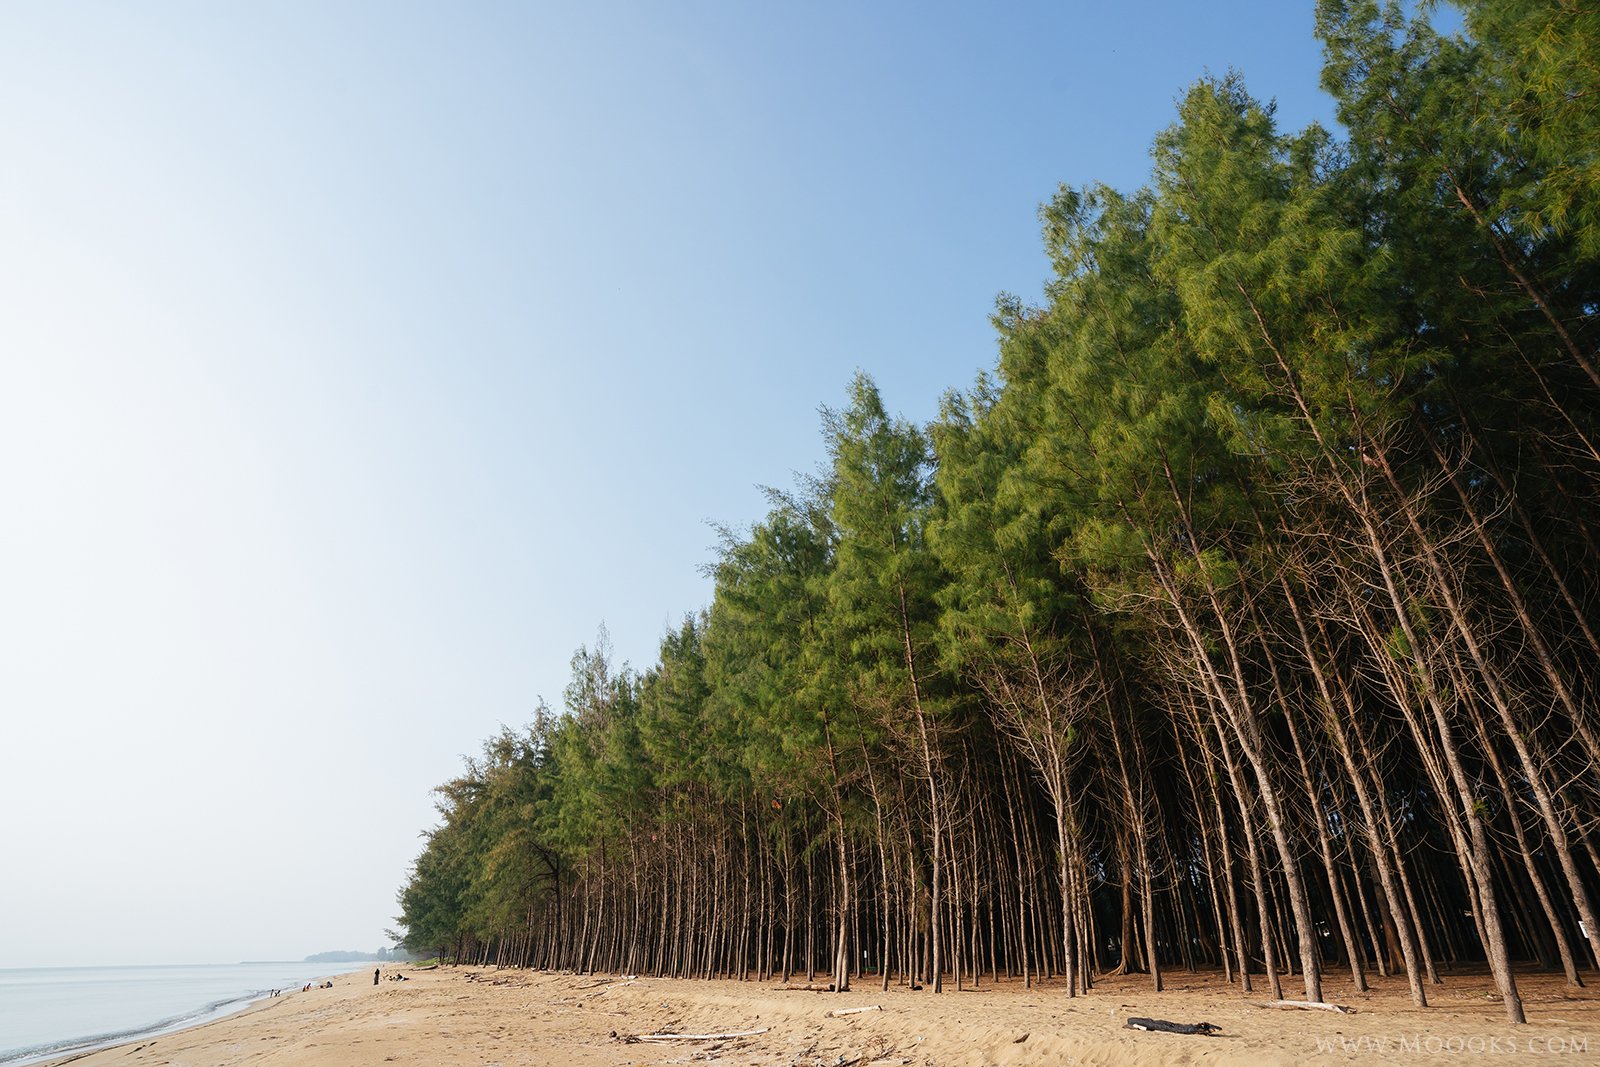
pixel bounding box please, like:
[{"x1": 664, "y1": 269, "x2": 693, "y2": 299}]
[
  {"x1": 771, "y1": 983, "x2": 834, "y2": 992},
  {"x1": 615, "y1": 1028, "x2": 771, "y2": 1043},
  {"x1": 1124, "y1": 1017, "x2": 1221, "y2": 1035},
  {"x1": 827, "y1": 1005, "x2": 882, "y2": 1017},
  {"x1": 584, "y1": 979, "x2": 636, "y2": 998},
  {"x1": 1254, "y1": 999, "x2": 1355, "y2": 1014}
]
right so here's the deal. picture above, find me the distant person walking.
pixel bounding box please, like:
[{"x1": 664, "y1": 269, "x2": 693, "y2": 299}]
[{"x1": 373, "y1": 967, "x2": 380, "y2": 986}]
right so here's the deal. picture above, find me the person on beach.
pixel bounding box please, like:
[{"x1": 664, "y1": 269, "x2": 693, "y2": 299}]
[{"x1": 374, "y1": 968, "x2": 380, "y2": 986}]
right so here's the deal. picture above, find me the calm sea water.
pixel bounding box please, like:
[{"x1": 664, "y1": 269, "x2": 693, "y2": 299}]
[{"x1": 0, "y1": 961, "x2": 372, "y2": 1065}]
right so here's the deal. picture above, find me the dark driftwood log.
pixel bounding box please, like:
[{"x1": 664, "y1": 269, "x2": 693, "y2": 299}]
[{"x1": 1124, "y1": 1017, "x2": 1221, "y2": 1035}]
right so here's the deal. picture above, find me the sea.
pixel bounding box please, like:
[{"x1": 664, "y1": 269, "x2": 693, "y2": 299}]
[{"x1": 0, "y1": 961, "x2": 373, "y2": 1065}]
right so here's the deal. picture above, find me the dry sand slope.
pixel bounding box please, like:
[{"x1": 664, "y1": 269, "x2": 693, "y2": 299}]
[{"x1": 47, "y1": 965, "x2": 1600, "y2": 1067}]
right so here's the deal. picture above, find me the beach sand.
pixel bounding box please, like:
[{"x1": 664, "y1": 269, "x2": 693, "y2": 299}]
[{"x1": 43, "y1": 964, "x2": 1600, "y2": 1066}]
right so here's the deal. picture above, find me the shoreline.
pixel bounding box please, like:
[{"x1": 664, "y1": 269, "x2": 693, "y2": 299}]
[
  {"x1": 16, "y1": 966, "x2": 364, "y2": 1067},
  {"x1": 32, "y1": 963, "x2": 1600, "y2": 1065}
]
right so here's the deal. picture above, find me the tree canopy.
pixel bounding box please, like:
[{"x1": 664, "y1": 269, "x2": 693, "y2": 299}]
[{"x1": 400, "y1": 1, "x2": 1600, "y2": 1024}]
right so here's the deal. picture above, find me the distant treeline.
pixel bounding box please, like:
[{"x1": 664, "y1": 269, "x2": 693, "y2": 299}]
[
  {"x1": 398, "y1": 1, "x2": 1600, "y2": 1025},
  {"x1": 305, "y1": 948, "x2": 411, "y2": 963}
]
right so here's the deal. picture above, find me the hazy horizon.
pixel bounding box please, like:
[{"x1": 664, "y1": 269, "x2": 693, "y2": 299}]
[
  {"x1": 1, "y1": 957, "x2": 382, "y2": 971},
  {"x1": 2, "y1": 0, "x2": 1343, "y2": 969}
]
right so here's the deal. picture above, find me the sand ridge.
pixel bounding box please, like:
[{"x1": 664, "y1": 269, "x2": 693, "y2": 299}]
[{"x1": 43, "y1": 964, "x2": 1600, "y2": 1066}]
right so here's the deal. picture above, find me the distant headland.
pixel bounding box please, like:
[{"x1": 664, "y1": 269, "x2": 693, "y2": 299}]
[{"x1": 303, "y1": 947, "x2": 411, "y2": 963}]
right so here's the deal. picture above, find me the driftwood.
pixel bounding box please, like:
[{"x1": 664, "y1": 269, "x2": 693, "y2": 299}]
[
  {"x1": 577, "y1": 974, "x2": 639, "y2": 989},
  {"x1": 1254, "y1": 999, "x2": 1355, "y2": 1014},
  {"x1": 617, "y1": 1027, "x2": 771, "y2": 1043},
  {"x1": 583, "y1": 979, "x2": 637, "y2": 998},
  {"x1": 827, "y1": 1005, "x2": 883, "y2": 1017},
  {"x1": 1124, "y1": 1017, "x2": 1221, "y2": 1035}
]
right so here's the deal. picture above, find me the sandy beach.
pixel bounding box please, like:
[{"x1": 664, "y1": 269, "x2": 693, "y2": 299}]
[{"x1": 39, "y1": 964, "x2": 1600, "y2": 1066}]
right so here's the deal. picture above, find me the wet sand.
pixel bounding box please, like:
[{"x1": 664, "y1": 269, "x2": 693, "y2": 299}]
[{"x1": 43, "y1": 963, "x2": 1600, "y2": 1065}]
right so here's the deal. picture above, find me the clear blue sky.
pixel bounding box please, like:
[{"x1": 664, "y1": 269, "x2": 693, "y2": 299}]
[{"x1": 1, "y1": 1, "x2": 1348, "y2": 967}]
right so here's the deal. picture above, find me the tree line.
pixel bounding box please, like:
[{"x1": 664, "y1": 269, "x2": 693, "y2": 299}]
[{"x1": 398, "y1": 0, "x2": 1600, "y2": 1024}]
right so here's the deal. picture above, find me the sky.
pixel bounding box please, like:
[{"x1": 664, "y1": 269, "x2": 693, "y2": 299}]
[{"x1": 0, "y1": 1, "x2": 1348, "y2": 968}]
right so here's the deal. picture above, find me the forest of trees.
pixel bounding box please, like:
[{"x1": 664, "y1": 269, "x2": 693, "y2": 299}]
[{"x1": 398, "y1": 1, "x2": 1600, "y2": 1024}]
